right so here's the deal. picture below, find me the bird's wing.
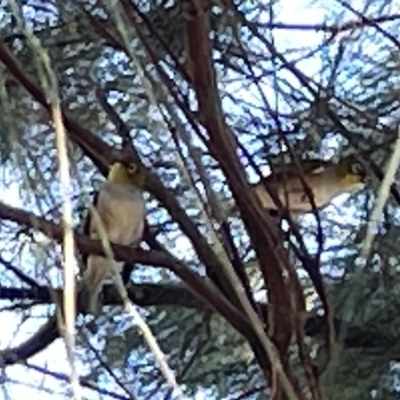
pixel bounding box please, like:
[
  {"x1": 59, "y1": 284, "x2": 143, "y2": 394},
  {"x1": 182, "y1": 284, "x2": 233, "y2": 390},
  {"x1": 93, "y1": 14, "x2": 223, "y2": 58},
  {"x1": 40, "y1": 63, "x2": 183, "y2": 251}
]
[
  {"x1": 269, "y1": 159, "x2": 330, "y2": 180},
  {"x1": 80, "y1": 190, "x2": 99, "y2": 273},
  {"x1": 93, "y1": 183, "x2": 145, "y2": 246},
  {"x1": 79, "y1": 183, "x2": 145, "y2": 314}
]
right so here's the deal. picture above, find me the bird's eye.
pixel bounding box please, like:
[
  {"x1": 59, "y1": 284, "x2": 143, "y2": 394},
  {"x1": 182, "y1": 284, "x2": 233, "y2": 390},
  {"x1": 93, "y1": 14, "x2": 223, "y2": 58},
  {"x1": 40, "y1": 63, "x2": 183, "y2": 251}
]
[
  {"x1": 351, "y1": 162, "x2": 363, "y2": 175},
  {"x1": 127, "y1": 164, "x2": 137, "y2": 174}
]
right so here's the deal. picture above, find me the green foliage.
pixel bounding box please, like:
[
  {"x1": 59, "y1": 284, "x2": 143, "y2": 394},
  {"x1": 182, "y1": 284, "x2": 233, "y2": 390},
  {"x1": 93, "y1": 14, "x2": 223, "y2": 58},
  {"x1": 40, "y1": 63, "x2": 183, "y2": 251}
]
[{"x1": 2, "y1": 0, "x2": 400, "y2": 399}]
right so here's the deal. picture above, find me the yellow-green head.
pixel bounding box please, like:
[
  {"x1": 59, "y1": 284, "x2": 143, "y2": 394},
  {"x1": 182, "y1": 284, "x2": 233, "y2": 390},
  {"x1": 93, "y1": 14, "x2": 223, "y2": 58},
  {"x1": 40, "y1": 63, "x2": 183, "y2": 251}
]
[
  {"x1": 253, "y1": 155, "x2": 366, "y2": 213},
  {"x1": 107, "y1": 162, "x2": 146, "y2": 188},
  {"x1": 333, "y1": 156, "x2": 365, "y2": 189}
]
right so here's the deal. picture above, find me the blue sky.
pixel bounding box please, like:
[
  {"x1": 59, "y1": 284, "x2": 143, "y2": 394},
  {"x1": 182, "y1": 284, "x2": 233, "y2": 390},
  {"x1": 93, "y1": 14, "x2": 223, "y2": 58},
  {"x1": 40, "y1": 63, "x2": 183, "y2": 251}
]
[
  {"x1": 0, "y1": 1, "x2": 334, "y2": 398},
  {"x1": 0, "y1": 0, "x2": 392, "y2": 398}
]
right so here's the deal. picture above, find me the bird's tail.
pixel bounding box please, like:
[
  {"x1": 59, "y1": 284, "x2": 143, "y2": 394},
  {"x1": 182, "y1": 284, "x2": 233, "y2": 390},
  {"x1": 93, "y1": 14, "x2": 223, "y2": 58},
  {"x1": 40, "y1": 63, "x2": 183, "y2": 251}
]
[
  {"x1": 78, "y1": 256, "x2": 111, "y2": 315},
  {"x1": 77, "y1": 281, "x2": 102, "y2": 316}
]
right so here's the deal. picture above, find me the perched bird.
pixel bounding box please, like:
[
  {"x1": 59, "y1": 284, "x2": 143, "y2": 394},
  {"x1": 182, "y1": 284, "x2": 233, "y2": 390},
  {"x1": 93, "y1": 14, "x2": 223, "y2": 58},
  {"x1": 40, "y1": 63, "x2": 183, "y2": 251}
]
[
  {"x1": 251, "y1": 156, "x2": 366, "y2": 214},
  {"x1": 79, "y1": 162, "x2": 146, "y2": 315}
]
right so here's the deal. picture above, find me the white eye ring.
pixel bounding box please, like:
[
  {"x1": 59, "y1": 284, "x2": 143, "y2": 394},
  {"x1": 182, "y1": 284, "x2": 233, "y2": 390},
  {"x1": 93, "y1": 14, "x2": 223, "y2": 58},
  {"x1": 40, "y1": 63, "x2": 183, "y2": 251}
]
[
  {"x1": 127, "y1": 164, "x2": 137, "y2": 174},
  {"x1": 351, "y1": 163, "x2": 363, "y2": 175}
]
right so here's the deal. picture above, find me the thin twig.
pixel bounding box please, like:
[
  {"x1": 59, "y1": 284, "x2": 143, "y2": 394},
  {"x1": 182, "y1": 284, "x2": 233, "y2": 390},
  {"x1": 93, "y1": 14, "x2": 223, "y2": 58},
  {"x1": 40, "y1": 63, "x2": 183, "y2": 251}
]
[
  {"x1": 0, "y1": 255, "x2": 43, "y2": 289},
  {"x1": 361, "y1": 127, "x2": 400, "y2": 260},
  {"x1": 89, "y1": 204, "x2": 188, "y2": 400},
  {"x1": 4, "y1": 2, "x2": 82, "y2": 395},
  {"x1": 26, "y1": 363, "x2": 132, "y2": 400},
  {"x1": 51, "y1": 100, "x2": 81, "y2": 400},
  {"x1": 32, "y1": 34, "x2": 81, "y2": 400}
]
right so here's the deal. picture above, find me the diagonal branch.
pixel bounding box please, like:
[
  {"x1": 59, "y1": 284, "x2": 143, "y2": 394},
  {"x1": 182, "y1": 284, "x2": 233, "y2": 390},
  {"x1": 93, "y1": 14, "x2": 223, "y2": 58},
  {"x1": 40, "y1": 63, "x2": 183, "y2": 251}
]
[
  {"x1": 0, "y1": 37, "x2": 236, "y2": 316},
  {"x1": 0, "y1": 200, "x2": 256, "y2": 354},
  {"x1": 0, "y1": 282, "x2": 204, "y2": 368},
  {"x1": 0, "y1": 283, "x2": 205, "y2": 311},
  {"x1": 0, "y1": 200, "x2": 248, "y2": 324},
  {"x1": 0, "y1": 29, "x2": 266, "y2": 373},
  {"x1": 27, "y1": 363, "x2": 132, "y2": 400},
  {"x1": 0, "y1": 255, "x2": 43, "y2": 289},
  {"x1": 184, "y1": 1, "x2": 303, "y2": 396},
  {"x1": 2, "y1": 283, "x2": 397, "y2": 351}
]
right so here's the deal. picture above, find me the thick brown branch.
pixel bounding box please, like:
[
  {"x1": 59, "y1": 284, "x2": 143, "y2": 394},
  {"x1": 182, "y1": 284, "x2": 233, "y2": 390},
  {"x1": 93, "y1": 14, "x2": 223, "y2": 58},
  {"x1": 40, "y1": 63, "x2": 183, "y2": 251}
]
[
  {"x1": 0, "y1": 32, "x2": 264, "y2": 370},
  {"x1": 1, "y1": 284, "x2": 396, "y2": 367},
  {"x1": 0, "y1": 282, "x2": 203, "y2": 367},
  {"x1": 0, "y1": 283, "x2": 203, "y2": 309},
  {"x1": 0, "y1": 38, "x2": 114, "y2": 173},
  {"x1": 0, "y1": 200, "x2": 246, "y2": 318},
  {"x1": 0, "y1": 200, "x2": 256, "y2": 359},
  {"x1": 185, "y1": 0, "x2": 295, "y2": 364},
  {"x1": 0, "y1": 37, "x2": 237, "y2": 317}
]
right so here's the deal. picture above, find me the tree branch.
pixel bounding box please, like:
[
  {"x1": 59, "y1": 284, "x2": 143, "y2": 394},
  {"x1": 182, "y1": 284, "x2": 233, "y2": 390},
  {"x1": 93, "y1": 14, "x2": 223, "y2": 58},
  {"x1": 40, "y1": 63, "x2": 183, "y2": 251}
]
[
  {"x1": 0, "y1": 36, "x2": 240, "y2": 321},
  {"x1": 1, "y1": 283, "x2": 396, "y2": 367},
  {"x1": 0, "y1": 200, "x2": 250, "y2": 326},
  {"x1": 0, "y1": 199, "x2": 257, "y2": 365},
  {"x1": 0, "y1": 283, "x2": 204, "y2": 310},
  {"x1": 184, "y1": 0, "x2": 296, "y2": 374}
]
